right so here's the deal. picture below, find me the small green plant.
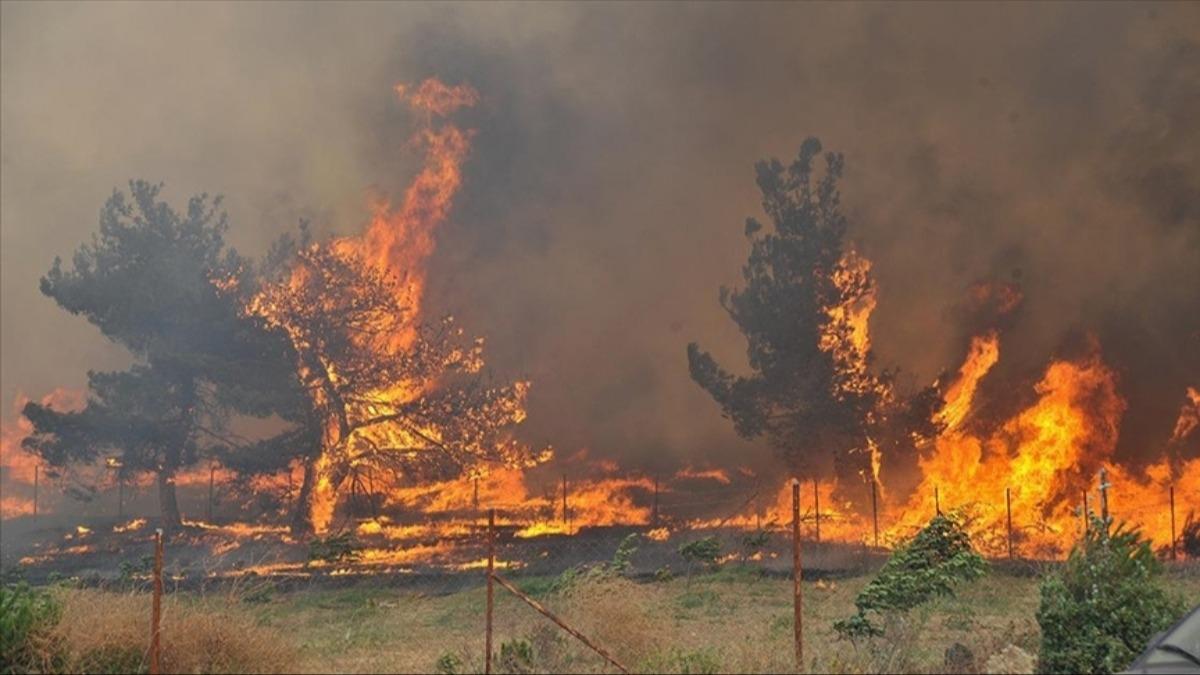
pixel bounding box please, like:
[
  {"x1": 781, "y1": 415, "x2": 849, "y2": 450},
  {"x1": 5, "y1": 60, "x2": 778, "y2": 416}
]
[
  {"x1": 1037, "y1": 518, "x2": 1184, "y2": 674},
  {"x1": 834, "y1": 513, "x2": 986, "y2": 639},
  {"x1": 435, "y1": 651, "x2": 463, "y2": 674},
  {"x1": 610, "y1": 533, "x2": 639, "y2": 574},
  {"x1": 307, "y1": 532, "x2": 361, "y2": 564},
  {"x1": 498, "y1": 638, "x2": 534, "y2": 674},
  {"x1": 678, "y1": 536, "x2": 722, "y2": 584},
  {"x1": 741, "y1": 529, "x2": 770, "y2": 561},
  {"x1": 1, "y1": 582, "x2": 62, "y2": 674},
  {"x1": 654, "y1": 565, "x2": 675, "y2": 583},
  {"x1": 642, "y1": 647, "x2": 721, "y2": 674},
  {"x1": 550, "y1": 533, "x2": 640, "y2": 593},
  {"x1": 117, "y1": 555, "x2": 155, "y2": 583}
]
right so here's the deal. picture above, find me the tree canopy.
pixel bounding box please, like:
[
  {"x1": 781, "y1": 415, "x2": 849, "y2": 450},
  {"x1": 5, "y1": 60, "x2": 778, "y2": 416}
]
[{"x1": 688, "y1": 138, "x2": 934, "y2": 485}]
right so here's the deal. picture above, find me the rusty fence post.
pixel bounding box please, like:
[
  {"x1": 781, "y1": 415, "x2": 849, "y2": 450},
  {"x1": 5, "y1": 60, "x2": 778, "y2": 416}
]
[
  {"x1": 791, "y1": 478, "x2": 803, "y2": 672},
  {"x1": 486, "y1": 508, "x2": 495, "y2": 675},
  {"x1": 561, "y1": 475, "x2": 569, "y2": 532},
  {"x1": 651, "y1": 475, "x2": 660, "y2": 527},
  {"x1": 206, "y1": 465, "x2": 215, "y2": 522},
  {"x1": 871, "y1": 477, "x2": 879, "y2": 548},
  {"x1": 812, "y1": 478, "x2": 820, "y2": 543},
  {"x1": 150, "y1": 528, "x2": 163, "y2": 675},
  {"x1": 1006, "y1": 487, "x2": 1014, "y2": 560},
  {"x1": 1170, "y1": 485, "x2": 1176, "y2": 562}
]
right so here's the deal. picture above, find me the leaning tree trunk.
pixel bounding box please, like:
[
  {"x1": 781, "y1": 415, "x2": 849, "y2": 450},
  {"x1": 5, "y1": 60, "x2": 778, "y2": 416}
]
[{"x1": 157, "y1": 469, "x2": 183, "y2": 531}]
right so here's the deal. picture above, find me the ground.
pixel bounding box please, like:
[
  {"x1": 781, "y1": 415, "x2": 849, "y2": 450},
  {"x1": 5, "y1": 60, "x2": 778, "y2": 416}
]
[{"x1": 163, "y1": 562, "x2": 1198, "y2": 673}]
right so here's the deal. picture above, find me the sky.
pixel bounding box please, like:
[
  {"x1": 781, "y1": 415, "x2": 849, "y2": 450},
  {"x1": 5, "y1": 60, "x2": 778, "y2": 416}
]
[{"x1": 3, "y1": 2, "x2": 1198, "y2": 474}]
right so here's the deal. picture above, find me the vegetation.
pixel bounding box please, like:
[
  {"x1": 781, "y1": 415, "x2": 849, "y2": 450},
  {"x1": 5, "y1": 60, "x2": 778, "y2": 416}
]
[
  {"x1": 1037, "y1": 520, "x2": 1185, "y2": 674},
  {"x1": 835, "y1": 514, "x2": 987, "y2": 639},
  {"x1": 1, "y1": 583, "x2": 61, "y2": 674},
  {"x1": 686, "y1": 137, "x2": 938, "y2": 492},
  {"x1": 678, "y1": 536, "x2": 722, "y2": 583},
  {"x1": 0, "y1": 585, "x2": 291, "y2": 674},
  {"x1": 18, "y1": 182, "x2": 536, "y2": 534}
]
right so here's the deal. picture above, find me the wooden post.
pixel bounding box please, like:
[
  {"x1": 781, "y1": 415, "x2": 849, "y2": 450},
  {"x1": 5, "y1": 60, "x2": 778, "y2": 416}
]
[
  {"x1": 485, "y1": 508, "x2": 495, "y2": 675},
  {"x1": 791, "y1": 479, "x2": 803, "y2": 672},
  {"x1": 150, "y1": 529, "x2": 163, "y2": 675},
  {"x1": 934, "y1": 485, "x2": 941, "y2": 517},
  {"x1": 871, "y1": 478, "x2": 879, "y2": 548},
  {"x1": 32, "y1": 465, "x2": 38, "y2": 518},
  {"x1": 1006, "y1": 487, "x2": 1014, "y2": 560},
  {"x1": 473, "y1": 477, "x2": 480, "y2": 510},
  {"x1": 812, "y1": 478, "x2": 820, "y2": 543},
  {"x1": 651, "y1": 475, "x2": 660, "y2": 527},
  {"x1": 206, "y1": 465, "x2": 215, "y2": 521},
  {"x1": 1169, "y1": 485, "x2": 1177, "y2": 562},
  {"x1": 561, "y1": 475, "x2": 569, "y2": 533}
]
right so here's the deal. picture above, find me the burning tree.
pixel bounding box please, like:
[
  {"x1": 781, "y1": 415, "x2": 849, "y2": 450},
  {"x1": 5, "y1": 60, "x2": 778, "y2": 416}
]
[
  {"x1": 244, "y1": 235, "x2": 535, "y2": 534},
  {"x1": 22, "y1": 181, "x2": 252, "y2": 529},
  {"x1": 688, "y1": 138, "x2": 936, "y2": 491}
]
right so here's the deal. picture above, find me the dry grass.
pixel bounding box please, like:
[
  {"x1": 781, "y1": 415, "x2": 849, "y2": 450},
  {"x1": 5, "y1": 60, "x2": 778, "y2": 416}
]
[
  {"x1": 256, "y1": 563, "x2": 1198, "y2": 674},
  {"x1": 33, "y1": 587, "x2": 296, "y2": 674}
]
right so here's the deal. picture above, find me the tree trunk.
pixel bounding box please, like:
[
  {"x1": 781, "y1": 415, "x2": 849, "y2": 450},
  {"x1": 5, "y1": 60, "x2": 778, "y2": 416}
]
[
  {"x1": 290, "y1": 457, "x2": 317, "y2": 536},
  {"x1": 157, "y1": 470, "x2": 183, "y2": 531}
]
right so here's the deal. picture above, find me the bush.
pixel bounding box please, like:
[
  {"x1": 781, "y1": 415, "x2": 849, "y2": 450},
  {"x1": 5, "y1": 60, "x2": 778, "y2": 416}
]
[
  {"x1": 834, "y1": 513, "x2": 986, "y2": 638},
  {"x1": 679, "y1": 536, "x2": 722, "y2": 583},
  {"x1": 497, "y1": 638, "x2": 534, "y2": 674},
  {"x1": 1, "y1": 583, "x2": 62, "y2": 674},
  {"x1": 1037, "y1": 519, "x2": 1185, "y2": 674}
]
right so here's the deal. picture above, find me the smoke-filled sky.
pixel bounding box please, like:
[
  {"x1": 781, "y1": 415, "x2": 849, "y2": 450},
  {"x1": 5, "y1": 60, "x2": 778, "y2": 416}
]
[{"x1": 3, "y1": 2, "x2": 1198, "y2": 473}]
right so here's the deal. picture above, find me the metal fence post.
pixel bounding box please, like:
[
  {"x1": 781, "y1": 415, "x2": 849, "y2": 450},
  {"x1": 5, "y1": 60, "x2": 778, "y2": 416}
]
[
  {"x1": 812, "y1": 478, "x2": 820, "y2": 543},
  {"x1": 791, "y1": 478, "x2": 803, "y2": 672},
  {"x1": 150, "y1": 529, "x2": 163, "y2": 675},
  {"x1": 485, "y1": 508, "x2": 495, "y2": 675},
  {"x1": 1169, "y1": 485, "x2": 1176, "y2": 561},
  {"x1": 1006, "y1": 487, "x2": 1014, "y2": 560},
  {"x1": 871, "y1": 477, "x2": 879, "y2": 548}
]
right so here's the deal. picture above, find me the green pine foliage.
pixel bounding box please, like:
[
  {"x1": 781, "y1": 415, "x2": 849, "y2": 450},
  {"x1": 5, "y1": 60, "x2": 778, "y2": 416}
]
[
  {"x1": 1037, "y1": 519, "x2": 1184, "y2": 674},
  {"x1": 835, "y1": 514, "x2": 986, "y2": 638}
]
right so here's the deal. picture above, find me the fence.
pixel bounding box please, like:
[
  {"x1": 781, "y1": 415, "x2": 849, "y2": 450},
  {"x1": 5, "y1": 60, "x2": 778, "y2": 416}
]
[{"x1": 77, "y1": 467, "x2": 1195, "y2": 674}]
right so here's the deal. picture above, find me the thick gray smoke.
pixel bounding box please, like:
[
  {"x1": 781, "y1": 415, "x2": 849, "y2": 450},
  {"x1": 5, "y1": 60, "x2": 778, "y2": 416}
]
[{"x1": 3, "y1": 3, "x2": 1197, "y2": 476}]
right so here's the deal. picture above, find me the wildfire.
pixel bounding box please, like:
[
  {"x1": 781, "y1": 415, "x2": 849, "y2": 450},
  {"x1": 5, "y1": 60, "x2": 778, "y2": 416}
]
[{"x1": 0, "y1": 388, "x2": 85, "y2": 518}]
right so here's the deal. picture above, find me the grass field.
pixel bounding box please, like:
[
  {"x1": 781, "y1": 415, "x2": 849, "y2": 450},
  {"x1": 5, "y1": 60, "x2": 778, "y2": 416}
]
[{"x1": 83, "y1": 561, "x2": 1191, "y2": 674}]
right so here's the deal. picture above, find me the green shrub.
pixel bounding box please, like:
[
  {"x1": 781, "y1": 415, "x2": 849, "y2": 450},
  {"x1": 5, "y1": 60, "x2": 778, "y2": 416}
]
[
  {"x1": 497, "y1": 638, "x2": 534, "y2": 674},
  {"x1": 1037, "y1": 519, "x2": 1184, "y2": 674},
  {"x1": 434, "y1": 651, "x2": 463, "y2": 674},
  {"x1": 834, "y1": 513, "x2": 986, "y2": 638},
  {"x1": 1, "y1": 583, "x2": 62, "y2": 674},
  {"x1": 549, "y1": 533, "x2": 640, "y2": 593},
  {"x1": 679, "y1": 536, "x2": 722, "y2": 584}
]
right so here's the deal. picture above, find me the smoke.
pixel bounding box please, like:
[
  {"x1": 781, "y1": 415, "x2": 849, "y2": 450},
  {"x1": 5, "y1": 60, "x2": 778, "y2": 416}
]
[{"x1": 3, "y1": 3, "x2": 1197, "y2": 478}]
